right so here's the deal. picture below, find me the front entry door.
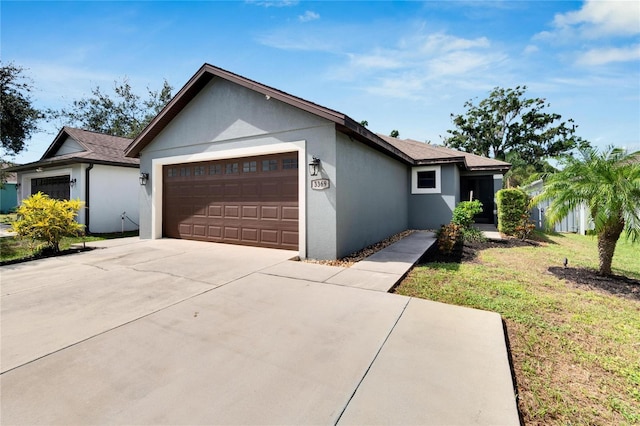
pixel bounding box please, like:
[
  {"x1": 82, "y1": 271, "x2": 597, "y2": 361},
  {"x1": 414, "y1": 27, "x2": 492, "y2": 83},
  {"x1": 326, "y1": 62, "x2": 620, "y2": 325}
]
[{"x1": 460, "y1": 176, "x2": 494, "y2": 223}]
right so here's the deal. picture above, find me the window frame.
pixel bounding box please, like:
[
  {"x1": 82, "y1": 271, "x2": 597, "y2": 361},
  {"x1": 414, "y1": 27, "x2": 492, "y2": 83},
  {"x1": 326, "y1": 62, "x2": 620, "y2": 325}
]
[{"x1": 411, "y1": 165, "x2": 441, "y2": 194}]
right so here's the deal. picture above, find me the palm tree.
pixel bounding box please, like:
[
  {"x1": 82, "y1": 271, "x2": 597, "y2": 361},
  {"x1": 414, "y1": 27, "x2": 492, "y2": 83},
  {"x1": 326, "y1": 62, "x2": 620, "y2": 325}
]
[{"x1": 534, "y1": 146, "x2": 640, "y2": 275}]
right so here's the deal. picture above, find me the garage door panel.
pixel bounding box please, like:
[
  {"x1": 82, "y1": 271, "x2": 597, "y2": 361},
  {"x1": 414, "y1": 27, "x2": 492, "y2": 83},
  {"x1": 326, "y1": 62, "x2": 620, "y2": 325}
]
[
  {"x1": 242, "y1": 228, "x2": 259, "y2": 242},
  {"x1": 224, "y1": 183, "x2": 241, "y2": 197},
  {"x1": 179, "y1": 224, "x2": 192, "y2": 236},
  {"x1": 224, "y1": 227, "x2": 240, "y2": 240},
  {"x1": 242, "y1": 206, "x2": 258, "y2": 219},
  {"x1": 261, "y1": 230, "x2": 279, "y2": 244},
  {"x1": 282, "y1": 231, "x2": 299, "y2": 247},
  {"x1": 193, "y1": 225, "x2": 207, "y2": 237},
  {"x1": 208, "y1": 226, "x2": 222, "y2": 238},
  {"x1": 282, "y1": 206, "x2": 298, "y2": 221},
  {"x1": 261, "y1": 206, "x2": 279, "y2": 220},
  {"x1": 163, "y1": 153, "x2": 298, "y2": 250},
  {"x1": 225, "y1": 205, "x2": 240, "y2": 218},
  {"x1": 208, "y1": 205, "x2": 223, "y2": 218}
]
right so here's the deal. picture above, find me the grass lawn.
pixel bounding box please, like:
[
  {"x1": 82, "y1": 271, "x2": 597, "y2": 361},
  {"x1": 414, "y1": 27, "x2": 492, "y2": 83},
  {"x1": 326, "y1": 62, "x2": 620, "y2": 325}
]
[
  {"x1": 396, "y1": 233, "x2": 640, "y2": 425},
  {"x1": 0, "y1": 231, "x2": 139, "y2": 263}
]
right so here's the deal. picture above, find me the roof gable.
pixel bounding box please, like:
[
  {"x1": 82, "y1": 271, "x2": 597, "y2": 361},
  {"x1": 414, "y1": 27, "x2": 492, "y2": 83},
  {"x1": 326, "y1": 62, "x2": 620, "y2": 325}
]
[
  {"x1": 54, "y1": 136, "x2": 85, "y2": 156},
  {"x1": 124, "y1": 63, "x2": 414, "y2": 164}
]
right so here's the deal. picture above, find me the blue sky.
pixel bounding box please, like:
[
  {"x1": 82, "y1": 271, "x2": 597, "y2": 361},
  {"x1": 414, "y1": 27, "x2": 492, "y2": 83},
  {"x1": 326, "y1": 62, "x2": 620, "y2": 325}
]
[{"x1": 2, "y1": 0, "x2": 639, "y2": 164}]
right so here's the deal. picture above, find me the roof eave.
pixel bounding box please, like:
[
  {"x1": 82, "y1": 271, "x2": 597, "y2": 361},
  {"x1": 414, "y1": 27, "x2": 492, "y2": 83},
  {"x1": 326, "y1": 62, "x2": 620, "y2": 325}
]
[
  {"x1": 338, "y1": 118, "x2": 414, "y2": 165},
  {"x1": 6, "y1": 157, "x2": 139, "y2": 172}
]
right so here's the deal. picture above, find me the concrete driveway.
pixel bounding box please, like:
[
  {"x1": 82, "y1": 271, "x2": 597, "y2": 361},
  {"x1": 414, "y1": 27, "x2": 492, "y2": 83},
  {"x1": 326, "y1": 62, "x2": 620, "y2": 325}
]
[{"x1": 1, "y1": 238, "x2": 519, "y2": 425}]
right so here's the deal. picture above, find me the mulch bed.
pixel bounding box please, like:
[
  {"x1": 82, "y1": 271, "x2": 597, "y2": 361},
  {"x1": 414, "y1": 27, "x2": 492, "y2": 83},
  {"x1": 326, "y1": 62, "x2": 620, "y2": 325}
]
[{"x1": 549, "y1": 266, "x2": 640, "y2": 301}]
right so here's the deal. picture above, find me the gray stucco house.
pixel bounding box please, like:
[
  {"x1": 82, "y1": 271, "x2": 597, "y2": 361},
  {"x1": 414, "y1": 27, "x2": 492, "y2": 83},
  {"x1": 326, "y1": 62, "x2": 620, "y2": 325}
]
[{"x1": 125, "y1": 63, "x2": 509, "y2": 260}]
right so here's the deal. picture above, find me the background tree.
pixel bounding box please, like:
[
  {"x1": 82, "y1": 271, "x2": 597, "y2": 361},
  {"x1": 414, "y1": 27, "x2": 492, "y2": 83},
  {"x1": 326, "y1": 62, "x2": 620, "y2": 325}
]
[
  {"x1": 47, "y1": 77, "x2": 172, "y2": 139},
  {"x1": 444, "y1": 86, "x2": 588, "y2": 181},
  {"x1": 389, "y1": 129, "x2": 400, "y2": 138},
  {"x1": 1, "y1": 62, "x2": 42, "y2": 156},
  {"x1": 533, "y1": 146, "x2": 640, "y2": 276}
]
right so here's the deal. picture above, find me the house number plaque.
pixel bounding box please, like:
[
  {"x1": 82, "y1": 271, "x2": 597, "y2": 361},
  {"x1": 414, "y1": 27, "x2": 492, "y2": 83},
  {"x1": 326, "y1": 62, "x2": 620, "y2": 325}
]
[{"x1": 311, "y1": 179, "x2": 330, "y2": 190}]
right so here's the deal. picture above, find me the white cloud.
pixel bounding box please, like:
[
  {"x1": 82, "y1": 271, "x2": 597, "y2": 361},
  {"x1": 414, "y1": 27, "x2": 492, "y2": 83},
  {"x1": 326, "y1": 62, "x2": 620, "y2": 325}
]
[
  {"x1": 347, "y1": 51, "x2": 403, "y2": 70},
  {"x1": 523, "y1": 44, "x2": 539, "y2": 55},
  {"x1": 577, "y1": 44, "x2": 640, "y2": 65},
  {"x1": 298, "y1": 11, "x2": 319, "y2": 23},
  {"x1": 245, "y1": 0, "x2": 298, "y2": 8},
  {"x1": 553, "y1": 0, "x2": 640, "y2": 37}
]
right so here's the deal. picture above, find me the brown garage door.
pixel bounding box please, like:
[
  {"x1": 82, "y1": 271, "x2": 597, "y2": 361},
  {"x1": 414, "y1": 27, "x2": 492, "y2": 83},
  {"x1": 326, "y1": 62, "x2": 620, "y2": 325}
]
[{"x1": 163, "y1": 153, "x2": 298, "y2": 250}]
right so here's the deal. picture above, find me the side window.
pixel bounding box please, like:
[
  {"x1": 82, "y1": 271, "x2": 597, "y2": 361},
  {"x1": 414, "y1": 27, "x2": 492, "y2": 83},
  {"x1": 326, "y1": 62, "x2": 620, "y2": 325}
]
[
  {"x1": 412, "y1": 166, "x2": 441, "y2": 194},
  {"x1": 417, "y1": 171, "x2": 436, "y2": 189}
]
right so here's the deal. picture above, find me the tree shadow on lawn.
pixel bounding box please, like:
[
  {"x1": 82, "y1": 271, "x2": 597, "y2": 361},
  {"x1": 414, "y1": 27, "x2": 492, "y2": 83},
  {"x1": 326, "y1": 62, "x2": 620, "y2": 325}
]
[{"x1": 549, "y1": 266, "x2": 640, "y2": 301}]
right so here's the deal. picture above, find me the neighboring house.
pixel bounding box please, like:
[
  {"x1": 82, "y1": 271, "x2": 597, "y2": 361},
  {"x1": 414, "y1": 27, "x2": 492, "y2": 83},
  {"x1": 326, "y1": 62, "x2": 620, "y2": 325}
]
[
  {"x1": 524, "y1": 179, "x2": 590, "y2": 235},
  {"x1": 7, "y1": 127, "x2": 140, "y2": 233},
  {"x1": 125, "y1": 63, "x2": 510, "y2": 260},
  {"x1": 0, "y1": 166, "x2": 18, "y2": 214}
]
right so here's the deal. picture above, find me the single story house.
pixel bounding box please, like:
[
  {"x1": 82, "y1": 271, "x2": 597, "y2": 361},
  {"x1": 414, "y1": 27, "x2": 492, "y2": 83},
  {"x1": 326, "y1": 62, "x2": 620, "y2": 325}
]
[
  {"x1": 1, "y1": 166, "x2": 18, "y2": 213},
  {"x1": 125, "y1": 63, "x2": 510, "y2": 260},
  {"x1": 8, "y1": 127, "x2": 140, "y2": 233}
]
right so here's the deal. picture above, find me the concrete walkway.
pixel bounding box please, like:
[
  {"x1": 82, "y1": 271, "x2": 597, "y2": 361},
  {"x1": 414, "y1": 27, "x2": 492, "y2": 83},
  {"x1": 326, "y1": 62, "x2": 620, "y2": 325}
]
[
  {"x1": 476, "y1": 223, "x2": 503, "y2": 240},
  {"x1": 1, "y1": 235, "x2": 519, "y2": 425},
  {"x1": 262, "y1": 231, "x2": 437, "y2": 292}
]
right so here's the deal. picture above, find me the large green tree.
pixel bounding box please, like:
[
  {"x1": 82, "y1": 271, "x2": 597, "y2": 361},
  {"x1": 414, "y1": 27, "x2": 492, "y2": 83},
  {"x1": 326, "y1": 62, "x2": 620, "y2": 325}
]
[
  {"x1": 444, "y1": 86, "x2": 588, "y2": 172},
  {"x1": 533, "y1": 146, "x2": 640, "y2": 276},
  {"x1": 47, "y1": 77, "x2": 172, "y2": 139},
  {"x1": 0, "y1": 63, "x2": 42, "y2": 156}
]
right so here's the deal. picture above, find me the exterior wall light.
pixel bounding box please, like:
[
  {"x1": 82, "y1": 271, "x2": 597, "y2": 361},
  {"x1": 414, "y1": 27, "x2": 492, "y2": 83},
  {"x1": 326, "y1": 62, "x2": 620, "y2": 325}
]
[
  {"x1": 139, "y1": 172, "x2": 149, "y2": 186},
  {"x1": 15, "y1": 183, "x2": 21, "y2": 190},
  {"x1": 36, "y1": 167, "x2": 44, "y2": 173},
  {"x1": 308, "y1": 157, "x2": 320, "y2": 176},
  {"x1": 69, "y1": 178, "x2": 77, "y2": 187}
]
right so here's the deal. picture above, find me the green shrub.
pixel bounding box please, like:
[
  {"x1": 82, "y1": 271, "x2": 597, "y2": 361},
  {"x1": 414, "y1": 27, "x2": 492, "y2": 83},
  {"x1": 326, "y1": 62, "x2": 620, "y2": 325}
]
[
  {"x1": 452, "y1": 200, "x2": 483, "y2": 229},
  {"x1": 461, "y1": 226, "x2": 487, "y2": 243},
  {"x1": 496, "y1": 188, "x2": 530, "y2": 236},
  {"x1": 12, "y1": 192, "x2": 84, "y2": 253},
  {"x1": 436, "y1": 223, "x2": 463, "y2": 255}
]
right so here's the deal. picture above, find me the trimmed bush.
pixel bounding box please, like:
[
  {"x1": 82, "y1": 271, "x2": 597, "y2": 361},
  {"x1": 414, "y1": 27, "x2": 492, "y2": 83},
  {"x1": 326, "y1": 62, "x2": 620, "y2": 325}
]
[
  {"x1": 451, "y1": 200, "x2": 483, "y2": 229},
  {"x1": 12, "y1": 192, "x2": 84, "y2": 253},
  {"x1": 496, "y1": 188, "x2": 530, "y2": 236}
]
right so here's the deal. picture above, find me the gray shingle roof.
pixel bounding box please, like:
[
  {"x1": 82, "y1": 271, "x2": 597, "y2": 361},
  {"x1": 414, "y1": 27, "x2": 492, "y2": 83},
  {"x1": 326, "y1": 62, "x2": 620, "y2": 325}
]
[
  {"x1": 6, "y1": 127, "x2": 139, "y2": 172},
  {"x1": 377, "y1": 134, "x2": 511, "y2": 171}
]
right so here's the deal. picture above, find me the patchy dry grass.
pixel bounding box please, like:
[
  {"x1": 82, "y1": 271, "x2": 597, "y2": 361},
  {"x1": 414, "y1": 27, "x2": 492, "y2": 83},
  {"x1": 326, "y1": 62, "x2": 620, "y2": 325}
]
[{"x1": 395, "y1": 233, "x2": 640, "y2": 425}]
